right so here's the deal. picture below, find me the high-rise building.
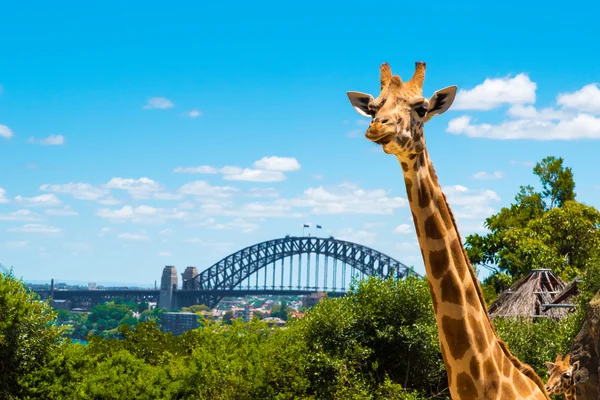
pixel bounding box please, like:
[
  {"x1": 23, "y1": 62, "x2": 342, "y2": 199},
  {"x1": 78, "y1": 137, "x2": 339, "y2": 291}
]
[{"x1": 161, "y1": 312, "x2": 199, "y2": 336}]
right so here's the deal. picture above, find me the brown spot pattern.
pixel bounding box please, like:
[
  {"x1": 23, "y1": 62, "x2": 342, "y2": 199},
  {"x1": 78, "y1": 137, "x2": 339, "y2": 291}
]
[
  {"x1": 411, "y1": 212, "x2": 420, "y2": 237},
  {"x1": 465, "y1": 285, "x2": 479, "y2": 309},
  {"x1": 424, "y1": 214, "x2": 445, "y2": 239},
  {"x1": 417, "y1": 180, "x2": 432, "y2": 208},
  {"x1": 450, "y1": 239, "x2": 467, "y2": 280},
  {"x1": 469, "y1": 357, "x2": 481, "y2": 380},
  {"x1": 468, "y1": 315, "x2": 488, "y2": 353},
  {"x1": 404, "y1": 178, "x2": 413, "y2": 203},
  {"x1": 441, "y1": 316, "x2": 470, "y2": 360},
  {"x1": 456, "y1": 372, "x2": 478, "y2": 399},
  {"x1": 428, "y1": 248, "x2": 449, "y2": 279},
  {"x1": 434, "y1": 195, "x2": 454, "y2": 230},
  {"x1": 440, "y1": 343, "x2": 452, "y2": 386},
  {"x1": 440, "y1": 273, "x2": 462, "y2": 305},
  {"x1": 501, "y1": 382, "x2": 517, "y2": 400},
  {"x1": 401, "y1": 162, "x2": 409, "y2": 172},
  {"x1": 428, "y1": 281, "x2": 438, "y2": 314}
]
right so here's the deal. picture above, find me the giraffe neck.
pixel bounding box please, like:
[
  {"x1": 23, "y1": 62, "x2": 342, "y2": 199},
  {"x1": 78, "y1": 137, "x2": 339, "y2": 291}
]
[
  {"x1": 564, "y1": 385, "x2": 577, "y2": 400},
  {"x1": 397, "y1": 149, "x2": 549, "y2": 400}
]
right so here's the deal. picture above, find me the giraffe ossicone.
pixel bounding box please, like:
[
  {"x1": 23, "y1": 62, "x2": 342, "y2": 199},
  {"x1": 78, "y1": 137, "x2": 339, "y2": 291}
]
[{"x1": 346, "y1": 62, "x2": 550, "y2": 399}]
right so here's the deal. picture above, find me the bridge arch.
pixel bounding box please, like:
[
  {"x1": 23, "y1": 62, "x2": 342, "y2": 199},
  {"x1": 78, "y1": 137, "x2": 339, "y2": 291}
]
[{"x1": 181, "y1": 236, "x2": 420, "y2": 308}]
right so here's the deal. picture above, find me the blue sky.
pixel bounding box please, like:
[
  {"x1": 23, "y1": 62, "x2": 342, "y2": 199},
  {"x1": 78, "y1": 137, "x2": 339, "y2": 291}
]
[{"x1": 2, "y1": 1, "x2": 600, "y2": 285}]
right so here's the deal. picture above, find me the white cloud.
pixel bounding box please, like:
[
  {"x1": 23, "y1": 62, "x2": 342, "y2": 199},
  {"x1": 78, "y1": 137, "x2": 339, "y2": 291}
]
[
  {"x1": 96, "y1": 205, "x2": 187, "y2": 224},
  {"x1": 45, "y1": 205, "x2": 78, "y2": 216},
  {"x1": 470, "y1": 171, "x2": 505, "y2": 180},
  {"x1": 184, "y1": 237, "x2": 233, "y2": 250},
  {"x1": 253, "y1": 156, "x2": 301, "y2": 172},
  {"x1": 40, "y1": 182, "x2": 108, "y2": 200},
  {"x1": 448, "y1": 79, "x2": 600, "y2": 141},
  {"x1": 27, "y1": 134, "x2": 65, "y2": 146},
  {"x1": 279, "y1": 183, "x2": 407, "y2": 215},
  {"x1": 198, "y1": 218, "x2": 260, "y2": 233},
  {"x1": 507, "y1": 104, "x2": 570, "y2": 120},
  {"x1": 97, "y1": 196, "x2": 121, "y2": 205},
  {"x1": 335, "y1": 228, "x2": 377, "y2": 246},
  {"x1": 199, "y1": 202, "x2": 304, "y2": 218},
  {"x1": 442, "y1": 185, "x2": 500, "y2": 225},
  {"x1": 118, "y1": 232, "x2": 150, "y2": 241},
  {"x1": 0, "y1": 188, "x2": 9, "y2": 203},
  {"x1": 346, "y1": 129, "x2": 362, "y2": 138},
  {"x1": 179, "y1": 180, "x2": 238, "y2": 198},
  {"x1": 0, "y1": 209, "x2": 43, "y2": 221},
  {"x1": 0, "y1": 124, "x2": 14, "y2": 139},
  {"x1": 143, "y1": 97, "x2": 174, "y2": 109},
  {"x1": 0, "y1": 241, "x2": 30, "y2": 248},
  {"x1": 246, "y1": 188, "x2": 279, "y2": 198},
  {"x1": 173, "y1": 165, "x2": 218, "y2": 174},
  {"x1": 159, "y1": 228, "x2": 173, "y2": 235},
  {"x1": 15, "y1": 194, "x2": 61, "y2": 207},
  {"x1": 393, "y1": 224, "x2": 412, "y2": 234},
  {"x1": 7, "y1": 224, "x2": 61, "y2": 234},
  {"x1": 557, "y1": 84, "x2": 600, "y2": 114},
  {"x1": 106, "y1": 177, "x2": 161, "y2": 199},
  {"x1": 153, "y1": 192, "x2": 184, "y2": 200},
  {"x1": 222, "y1": 168, "x2": 286, "y2": 182},
  {"x1": 97, "y1": 227, "x2": 110, "y2": 237},
  {"x1": 178, "y1": 201, "x2": 195, "y2": 209},
  {"x1": 187, "y1": 109, "x2": 202, "y2": 118},
  {"x1": 453, "y1": 73, "x2": 536, "y2": 110},
  {"x1": 447, "y1": 113, "x2": 600, "y2": 140},
  {"x1": 158, "y1": 251, "x2": 172, "y2": 257}
]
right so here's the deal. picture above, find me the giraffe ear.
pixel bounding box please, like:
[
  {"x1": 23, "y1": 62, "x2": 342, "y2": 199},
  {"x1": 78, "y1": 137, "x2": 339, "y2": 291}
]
[
  {"x1": 572, "y1": 361, "x2": 580, "y2": 372},
  {"x1": 425, "y1": 86, "x2": 457, "y2": 121},
  {"x1": 347, "y1": 91, "x2": 374, "y2": 118},
  {"x1": 545, "y1": 362, "x2": 555, "y2": 372}
]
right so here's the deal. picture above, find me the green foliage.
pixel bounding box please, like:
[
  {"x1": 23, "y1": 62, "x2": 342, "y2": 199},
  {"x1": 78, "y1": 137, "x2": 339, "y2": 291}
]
[
  {"x1": 465, "y1": 156, "x2": 599, "y2": 282},
  {"x1": 270, "y1": 301, "x2": 292, "y2": 321},
  {"x1": 295, "y1": 275, "x2": 446, "y2": 398},
  {"x1": 494, "y1": 314, "x2": 583, "y2": 380},
  {"x1": 0, "y1": 269, "x2": 64, "y2": 399},
  {"x1": 533, "y1": 156, "x2": 576, "y2": 209}
]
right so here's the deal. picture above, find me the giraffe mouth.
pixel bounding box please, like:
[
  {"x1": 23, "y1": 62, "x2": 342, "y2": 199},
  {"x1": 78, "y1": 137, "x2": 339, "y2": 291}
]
[{"x1": 374, "y1": 134, "x2": 395, "y2": 145}]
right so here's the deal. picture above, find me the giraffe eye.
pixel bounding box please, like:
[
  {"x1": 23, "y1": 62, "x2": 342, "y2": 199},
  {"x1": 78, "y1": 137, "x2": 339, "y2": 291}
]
[
  {"x1": 563, "y1": 373, "x2": 571, "y2": 379},
  {"x1": 415, "y1": 105, "x2": 428, "y2": 118}
]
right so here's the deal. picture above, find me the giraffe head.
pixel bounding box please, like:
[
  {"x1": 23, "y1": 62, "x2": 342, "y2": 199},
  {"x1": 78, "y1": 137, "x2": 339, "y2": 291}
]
[
  {"x1": 346, "y1": 62, "x2": 457, "y2": 157},
  {"x1": 545, "y1": 353, "x2": 581, "y2": 396}
]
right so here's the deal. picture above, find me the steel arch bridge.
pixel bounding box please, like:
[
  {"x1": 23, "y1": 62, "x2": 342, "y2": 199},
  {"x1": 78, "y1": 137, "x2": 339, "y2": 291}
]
[{"x1": 178, "y1": 235, "x2": 420, "y2": 308}]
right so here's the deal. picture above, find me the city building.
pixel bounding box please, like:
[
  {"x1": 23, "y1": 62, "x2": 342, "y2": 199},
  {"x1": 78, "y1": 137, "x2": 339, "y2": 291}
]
[
  {"x1": 161, "y1": 312, "x2": 199, "y2": 336},
  {"x1": 302, "y1": 292, "x2": 325, "y2": 309},
  {"x1": 50, "y1": 299, "x2": 72, "y2": 310}
]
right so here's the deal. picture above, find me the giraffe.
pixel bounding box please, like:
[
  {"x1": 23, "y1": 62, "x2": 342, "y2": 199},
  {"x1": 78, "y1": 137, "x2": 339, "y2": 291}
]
[
  {"x1": 545, "y1": 353, "x2": 581, "y2": 399},
  {"x1": 346, "y1": 61, "x2": 549, "y2": 399}
]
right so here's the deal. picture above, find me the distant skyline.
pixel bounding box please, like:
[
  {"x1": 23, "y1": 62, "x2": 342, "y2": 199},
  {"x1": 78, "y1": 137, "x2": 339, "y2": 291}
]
[{"x1": 2, "y1": 1, "x2": 600, "y2": 284}]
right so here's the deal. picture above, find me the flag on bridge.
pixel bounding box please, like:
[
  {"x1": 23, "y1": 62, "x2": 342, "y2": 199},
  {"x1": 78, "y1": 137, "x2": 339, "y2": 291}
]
[
  {"x1": 303, "y1": 224, "x2": 310, "y2": 228},
  {"x1": 316, "y1": 225, "x2": 322, "y2": 229}
]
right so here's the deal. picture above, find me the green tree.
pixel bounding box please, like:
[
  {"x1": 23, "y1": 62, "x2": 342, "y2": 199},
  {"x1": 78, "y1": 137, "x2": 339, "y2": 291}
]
[
  {"x1": 533, "y1": 156, "x2": 576, "y2": 209},
  {"x1": 0, "y1": 269, "x2": 64, "y2": 398},
  {"x1": 223, "y1": 310, "x2": 235, "y2": 325},
  {"x1": 465, "y1": 156, "x2": 589, "y2": 283},
  {"x1": 295, "y1": 276, "x2": 446, "y2": 398}
]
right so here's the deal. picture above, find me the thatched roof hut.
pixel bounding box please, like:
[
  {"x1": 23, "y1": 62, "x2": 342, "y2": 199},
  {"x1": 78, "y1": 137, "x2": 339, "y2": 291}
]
[{"x1": 488, "y1": 269, "x2": 574, "y2": 321}]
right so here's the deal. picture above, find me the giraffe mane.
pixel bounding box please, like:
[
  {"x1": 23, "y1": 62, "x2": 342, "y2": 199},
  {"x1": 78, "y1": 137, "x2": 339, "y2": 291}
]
[{"x1": 427, "y1": 158, "x2": 549, "y2": 398}]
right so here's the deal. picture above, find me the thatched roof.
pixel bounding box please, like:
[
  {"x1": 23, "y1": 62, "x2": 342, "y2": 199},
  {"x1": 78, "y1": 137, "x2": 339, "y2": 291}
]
[{"x1": 488, "y1": 269, "x2": 574, "y2": 321}]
